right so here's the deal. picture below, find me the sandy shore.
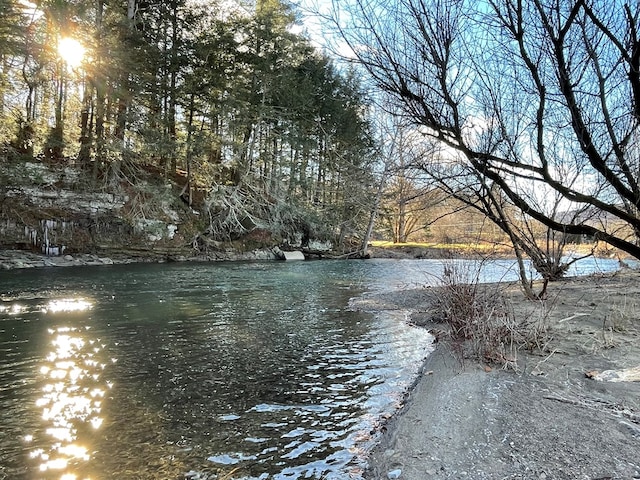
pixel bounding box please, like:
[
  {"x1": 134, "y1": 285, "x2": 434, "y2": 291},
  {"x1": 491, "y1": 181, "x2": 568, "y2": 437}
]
[{"x1": 362, "y1": 269, "x2": 640, "y2": 480}]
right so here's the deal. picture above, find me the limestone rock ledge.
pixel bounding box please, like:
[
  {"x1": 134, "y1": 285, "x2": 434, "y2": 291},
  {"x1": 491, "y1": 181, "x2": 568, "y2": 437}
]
[{"x1": 0, "y1": 162, "x2": 333, "y2": 265}]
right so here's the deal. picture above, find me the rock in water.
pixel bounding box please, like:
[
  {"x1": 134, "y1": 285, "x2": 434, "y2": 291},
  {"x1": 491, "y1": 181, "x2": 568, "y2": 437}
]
[{"x1": 283, "y1": 251, "x2": 305, "y2": 261}]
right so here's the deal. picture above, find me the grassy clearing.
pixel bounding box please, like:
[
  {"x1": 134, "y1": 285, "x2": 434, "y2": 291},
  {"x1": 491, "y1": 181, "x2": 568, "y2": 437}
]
[{"x1": 369, "y1": 240, "x2": 515, "y2": 256}]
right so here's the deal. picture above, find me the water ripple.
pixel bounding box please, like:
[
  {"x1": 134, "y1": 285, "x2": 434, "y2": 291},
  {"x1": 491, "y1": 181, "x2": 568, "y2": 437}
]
[{"x1": 0, "y1": 260, "x2": 467, "y2": 479}]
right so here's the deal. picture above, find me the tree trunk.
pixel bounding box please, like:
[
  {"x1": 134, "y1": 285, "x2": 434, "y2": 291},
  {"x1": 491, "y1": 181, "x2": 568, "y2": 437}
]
[
  {"x1": 46, "y1": 61, "x2": 65, "y2": 162},
  {"x1": 168, "y1": 0, "x2": 179, "y2": 174},
  {"x1": 182, "y1": 92, "x2": 195, "y2": 206},
  {"x1": 78, "y1": 74, "x2": 93, "y2": 168},
  {"x1": 396, "y1": 198, "x2": 407, "y2": 243},
  {"x1": 361, "y1": 166, "x2": 390, "y2": 257},
  {"x1": 112, "y1": 0, "x2": 137, "y2": 181},
  {"x1": 94, "y1": 0, "x2": 105, "y2": 183}
]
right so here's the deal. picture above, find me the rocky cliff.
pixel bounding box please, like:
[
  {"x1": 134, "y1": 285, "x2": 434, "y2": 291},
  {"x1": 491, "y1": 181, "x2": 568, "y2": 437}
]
[{"x1": 0, "y1": 161, "x2": 297, "y2": 264}]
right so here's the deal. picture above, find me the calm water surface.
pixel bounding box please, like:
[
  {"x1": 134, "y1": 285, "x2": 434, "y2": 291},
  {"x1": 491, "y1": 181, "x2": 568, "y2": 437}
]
[{"x1": 0, "y1": 257, "x2": 622, "y2": 479}]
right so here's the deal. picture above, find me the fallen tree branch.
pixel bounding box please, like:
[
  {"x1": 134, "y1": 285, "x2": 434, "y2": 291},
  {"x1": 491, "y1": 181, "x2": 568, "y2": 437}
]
[
  {"x1": 544, "y1": 393, "x2": 640, "y2": 424},
  {"x1": 585, "y1": 366, "x2": 640, "y2": 382}
]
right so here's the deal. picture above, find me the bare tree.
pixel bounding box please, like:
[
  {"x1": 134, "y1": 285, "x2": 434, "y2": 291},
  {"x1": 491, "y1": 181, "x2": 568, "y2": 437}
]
[
  {"x1": 404, "y1": 137, "x2": 590, "y2": 298},
  {"x1": 359, "y1": 111, "x2": 444, "y2": 254},
  {"x1": 330, "y1": 0, "x2": 640, "y2": 260}
]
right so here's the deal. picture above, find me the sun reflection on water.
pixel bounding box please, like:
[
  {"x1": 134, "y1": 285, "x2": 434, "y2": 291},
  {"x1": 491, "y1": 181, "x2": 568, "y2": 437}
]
[
  {"x1": 45, "y1": 299, "x2": 93, "y2": 314},
  {"x1": 0, "y1": 303, "x2": 26, "y2": 314},
  {"x1": 30, "y1": 298, "x2": 112, "y2": 480}
]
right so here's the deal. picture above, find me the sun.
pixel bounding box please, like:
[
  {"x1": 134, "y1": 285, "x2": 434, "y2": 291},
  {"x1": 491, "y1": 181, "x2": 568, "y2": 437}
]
[{"x1": 58, "y1": 37, "x2": 85, "y2": 68}]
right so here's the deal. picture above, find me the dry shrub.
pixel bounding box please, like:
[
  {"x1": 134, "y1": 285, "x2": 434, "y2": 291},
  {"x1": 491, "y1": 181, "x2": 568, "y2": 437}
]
[{"x1": 434, "y1": 260, "x2": 550, "y2": 370}]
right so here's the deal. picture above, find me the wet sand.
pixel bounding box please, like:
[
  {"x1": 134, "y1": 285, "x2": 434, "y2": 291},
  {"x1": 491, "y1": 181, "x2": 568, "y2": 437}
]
[{"x1": 362, "y1": 269, "x2": 640, "y2": 480}]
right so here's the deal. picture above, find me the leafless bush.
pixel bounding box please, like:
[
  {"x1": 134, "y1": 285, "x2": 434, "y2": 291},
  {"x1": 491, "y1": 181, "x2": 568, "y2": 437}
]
[
  {"x1": 434, "y1": 260, "x2": 551, "y2": 370},
  {"x1": 204, "y1": 184, "x2": 263, "y2": 241}
]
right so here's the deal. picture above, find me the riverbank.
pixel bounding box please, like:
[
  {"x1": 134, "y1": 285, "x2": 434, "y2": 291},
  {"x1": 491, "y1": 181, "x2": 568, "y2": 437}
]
[
  {"x1": 362, "y1": 269, "x2": 640, "y2": 479},
  {"x1": 0, "y1": 247, "x2": 287, "y2": 269},
  {"x1": 2, "y1": 248, "x2": 638, "y2": 478},
  {"x1": 0, "y1": 244, "x2": 463, "y2": 269}
]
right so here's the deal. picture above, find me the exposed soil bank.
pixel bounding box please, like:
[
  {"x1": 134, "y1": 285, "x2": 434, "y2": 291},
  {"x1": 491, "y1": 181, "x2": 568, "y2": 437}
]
[{"x1": 362, "y1": 269, "x2": 640, "y2": 479}]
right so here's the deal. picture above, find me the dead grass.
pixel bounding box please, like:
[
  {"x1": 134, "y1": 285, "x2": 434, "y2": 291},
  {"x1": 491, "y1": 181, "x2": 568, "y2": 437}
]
[
  {"x1": 433, "y1": 260, "x2": 552, "y2": 370},
  {"x1": 369, "y1": 239, "x2": 633, "y2": 260},
  {"x1": 369, "y1": 240, "x2": 513, "y2": 255}
]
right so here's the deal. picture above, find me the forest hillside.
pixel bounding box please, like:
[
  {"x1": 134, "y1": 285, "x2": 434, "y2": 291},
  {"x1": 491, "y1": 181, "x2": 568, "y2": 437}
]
[{"x1": 0, "y1": 0, "x2": 378, "y2": 259}]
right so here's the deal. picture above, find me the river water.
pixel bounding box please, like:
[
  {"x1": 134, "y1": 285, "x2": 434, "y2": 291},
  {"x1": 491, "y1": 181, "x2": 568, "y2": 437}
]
[{"x1": 0, "y1": 257, "x2": 622, "y2": 480}]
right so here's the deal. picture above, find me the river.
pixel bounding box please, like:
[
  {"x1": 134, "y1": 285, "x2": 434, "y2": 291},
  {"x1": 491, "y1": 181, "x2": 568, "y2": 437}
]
[{"x1": 0, "y1": 256, "x2": 623, "y2": 479}]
